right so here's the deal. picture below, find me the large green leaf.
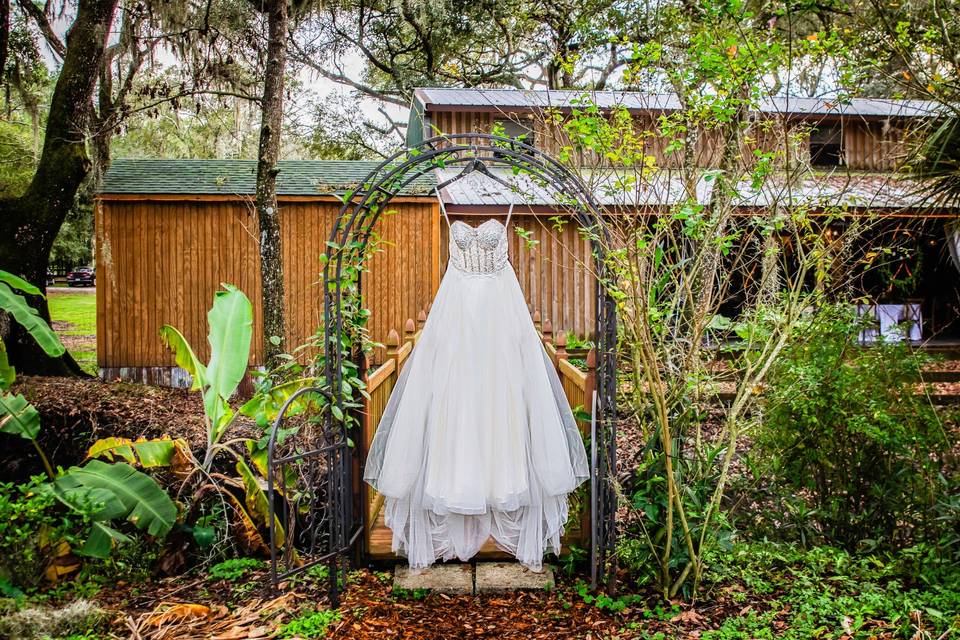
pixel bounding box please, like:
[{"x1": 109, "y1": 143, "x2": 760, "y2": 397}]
[
  {"x1": 0, "y1": 392, "x2": 41, "y2": 440},
  {"x1": 80, "y1": 522, "x2": 132, "y2": 559},
  {"x1": 238, "y1": 377, "x2": 321, "y2": 424},
  {"x1": 87, "y1": 436, "x2": 189, "y2": 468},
  {"x1": 0, "y1": 283, "x2": 65, "y2": 357},
  {"x1": 159, "y1": 325, "x2": 207, "y2": 392},
  {"x1": 236, "y1": 459, "x2": 285, "y2": 548},
  {"x1": 0, "y1": 342, "x2": 15, "y2": 391},
  {"x1": 55, "y1": 460, "x2": 177, "y2": 538},
  {"x1": 204, "y1": 285, "x2": 253, "y2": 435},
  {"x1": 0, "y1": 270, "x2": 42, "y2": 296}
]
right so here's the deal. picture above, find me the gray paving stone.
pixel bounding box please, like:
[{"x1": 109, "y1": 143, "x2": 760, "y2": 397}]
[
  {"x1": 394, "y1": 563, "x2": 474, "y2": 595},
  {"x1": 474, "y1": 562, "x2": 555, "y2": 593}
]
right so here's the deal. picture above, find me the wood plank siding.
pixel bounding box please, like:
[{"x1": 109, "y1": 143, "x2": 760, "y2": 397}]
[
  {"x1": 427, "y1": 107, "x2": 913, "y2": 171},
  {"x1": 96, "y1": 198, "x2": 442, "y2": 370},
  {"x1": 96, "y1": 198, "x2": 599, "y2": 373}
]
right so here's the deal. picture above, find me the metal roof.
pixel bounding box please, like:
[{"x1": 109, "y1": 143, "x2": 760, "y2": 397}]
[
  {"x1": 413, "y1": 88, "x2": 938, "y2": 118},
  {"x1": 436, "y1": 166, "x2": 939, "y2": 209},
  {"x1": 100, "y1": 159, "x2": 436, "y2": 196},
  {"x1": 100, "y1": 159, "x2": 941, "y2": 211}
]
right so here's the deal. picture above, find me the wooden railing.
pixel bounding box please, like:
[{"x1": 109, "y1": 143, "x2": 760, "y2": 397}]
[{"x1": 361, "y1": 305, "x2": 597, "y2": 551}]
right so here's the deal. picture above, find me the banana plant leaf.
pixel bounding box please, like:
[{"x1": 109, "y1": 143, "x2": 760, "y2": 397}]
[
  {"x1": 0, "y1": 270, "x2": 42, "y2": 296},
  {"x1": 236, "y1": 459, "x2": 285, "y2": 549},
  {"x1": 159, "y1": 325, "x2": 207, "y2": 392},
  {"x1": 238, "y1": 378, "x2": 323, "y2": 425},
  {"x1": 87, "y1": 436, "x2": 190, "y2": 468},
  {"x1": 0, "y1": 282, "x2": 65, "y2": 357},
  {"x1": 80, "y1": 522, "x2": 132, "y2": 559},
  {"x1": 54, "y1": 460, "x2": 177, "y2": 538},
  {"x1": 0, "y1": 342, "x2": 15, "y2": 391},
  {"x1": 204, "y1": 284, "x2": 253, "y2": 437},
  {"x1": 0, "y1": 392, "x2": 41, "y2": 440}
]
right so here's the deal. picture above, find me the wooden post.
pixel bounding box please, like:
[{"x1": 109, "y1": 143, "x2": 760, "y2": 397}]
[
  {"x1": 556, "y1": 331, "x2": 568, "y2": 363},
  {"x1": 533, "y1": 310, "x2": 542, "y2": 333},
  {"x1": 404, "y1": 318, "x2": 416, "y2": 345},
  {"x1": 417, "y1": 309, "x2": 427, "y2": 331},
  {"x1": 386, "y1": 329, "x2": 400, "y2": 364},
  {"x1": 543, "y1": 319, "x2": 553, "y2": 346},
  {"x1": 584, "y1": 348, "x2": 597, "y2": 413}
]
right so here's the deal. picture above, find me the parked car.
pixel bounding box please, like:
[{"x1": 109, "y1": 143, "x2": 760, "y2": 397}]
[{"x1": 66, "y1": 267, "x2": 95, "y2": 287}]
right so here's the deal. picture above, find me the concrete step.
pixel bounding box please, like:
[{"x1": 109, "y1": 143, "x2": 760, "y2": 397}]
[{"x1": 394, "y1": 562, "x2": 555, "y2": 595}]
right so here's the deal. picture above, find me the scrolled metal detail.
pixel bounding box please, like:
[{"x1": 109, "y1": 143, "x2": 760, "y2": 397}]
[{"x1": 267, "y1": 133, "x2": 619, "y2": 604}]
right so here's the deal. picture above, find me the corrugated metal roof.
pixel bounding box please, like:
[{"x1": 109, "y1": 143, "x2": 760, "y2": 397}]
[
  {"x1": 101, "y1": 159, "x2": 939, "y2": 210},
  {"x1": 414, "y1": 88, "x2": 938, "y2": 118},
  {"x1": 100, "y1": 159, "x2": 436, "y2": 196},
  {"x1": 437, "y1": 166, "x2": 937, "y2": 209}
]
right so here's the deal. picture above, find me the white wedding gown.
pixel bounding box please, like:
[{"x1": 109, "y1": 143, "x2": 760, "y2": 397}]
[{"x1": 363, "y1": 208, "x2": 589, "y2": 571}]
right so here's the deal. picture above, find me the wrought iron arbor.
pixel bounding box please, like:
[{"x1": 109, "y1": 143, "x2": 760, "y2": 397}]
[{"x1": 267, "y1": 133, "x2": 618, "y2": 605}]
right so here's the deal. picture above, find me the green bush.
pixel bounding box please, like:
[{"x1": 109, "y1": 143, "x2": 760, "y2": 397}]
[
  {"x1": 703, "y1": 542, "x2": 960, "y2": 639},
  {"x1": 0, "y1": 476, "x2": 89, "y2": 590},
  {"x1": 757, "y1": 305, "x2": 954, "y2": 550}
]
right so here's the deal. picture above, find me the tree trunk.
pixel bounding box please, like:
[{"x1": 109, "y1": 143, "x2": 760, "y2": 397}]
[
  {"x1": 255, "y1": 0, "x2": 288, "y2": 368},
  {"x1": 0, "y1": 0, "x2": 118, "y2": 376}
]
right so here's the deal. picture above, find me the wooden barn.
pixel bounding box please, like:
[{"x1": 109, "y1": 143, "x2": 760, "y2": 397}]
[{"x1": 96, "y1": 158, "x2": 599, "y2": 381}]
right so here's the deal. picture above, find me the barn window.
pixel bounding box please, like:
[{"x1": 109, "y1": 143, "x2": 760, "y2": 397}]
[
  {"x1": 493, "y1": 118, "x2": 535, "y2": 155},
  {"x1": 810, "y1": 123, "x2": 844, "y2": 167}
]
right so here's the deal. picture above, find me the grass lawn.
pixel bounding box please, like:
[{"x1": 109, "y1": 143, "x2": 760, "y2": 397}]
[{"x1": 47, "y1": 288, "x2": 96, "y2": 375}]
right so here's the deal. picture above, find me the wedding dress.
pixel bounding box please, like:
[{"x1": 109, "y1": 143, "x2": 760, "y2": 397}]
[{"x1": 363, "y1": 201, "x2": 589, "y2": 572}]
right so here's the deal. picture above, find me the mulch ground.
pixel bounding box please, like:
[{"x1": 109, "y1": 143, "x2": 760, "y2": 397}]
[
  {"x1": 3, "y1": 376, "x2": 259, "y2": 480},
  {"x1": 90, "y1": 567, "x2": 753, "y2": 640}
]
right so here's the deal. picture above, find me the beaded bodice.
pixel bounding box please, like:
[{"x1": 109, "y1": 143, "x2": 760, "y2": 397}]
[{"x1": 448, "y1": 219, "x2": 509, "y2": 275}]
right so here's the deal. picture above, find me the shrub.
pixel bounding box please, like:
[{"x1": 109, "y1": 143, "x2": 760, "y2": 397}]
[
  {"x1": 0, "y1": 476, "x2": 89, "y2": 590},
  {"x1": 703, "y1": 541, "x2": 960, "y2": 639},
  {"x1": 757, "y1": 305, "x2": 954, "y2": 550}
]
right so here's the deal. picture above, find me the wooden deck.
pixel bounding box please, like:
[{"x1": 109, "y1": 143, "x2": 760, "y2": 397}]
[{"x1": 367, "y1": 510, "x2": 511, "y2": 560}]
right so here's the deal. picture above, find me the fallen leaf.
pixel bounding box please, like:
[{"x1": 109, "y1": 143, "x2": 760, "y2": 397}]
[{"x1": 147, "y1": 603, "x2": 211, "y2": 626}]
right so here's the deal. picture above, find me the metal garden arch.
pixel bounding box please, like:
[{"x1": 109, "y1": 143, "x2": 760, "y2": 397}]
[{"x1": 267, "y1": 133, "x2": 617, "y2": 606}]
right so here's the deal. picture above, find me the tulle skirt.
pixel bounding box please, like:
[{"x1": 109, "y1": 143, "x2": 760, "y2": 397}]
[{"x1": 363, "y1": 261, "x2": 589, "y2": 571}]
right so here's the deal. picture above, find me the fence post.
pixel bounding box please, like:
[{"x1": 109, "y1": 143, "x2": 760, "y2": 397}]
[
  {"x1": 556, "y1": 331, "x2": 568, "y2": 363},
  {"x1": 584, "y1": 347, "x2": 597, "y2": 410},
  {"x1": 404, "y1": 318, "x2": 416, "y2": 345},
  {"x1": 386, "y1": 329, "x2": 400, "y2": 365},
  {"x1": 417, "y1": 309, "x2": 428, "y2": 332},
  {"x1": 543, "y1": 318, "x2": 553, "y2": 346},
  {"x1": 533, "y1": 310, "x2": 542, "y2": 334}
]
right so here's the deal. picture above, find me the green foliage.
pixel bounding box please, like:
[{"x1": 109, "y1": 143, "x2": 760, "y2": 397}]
[
  {"x1": 703, "y1": 542, "x2": 960, "y2": 639},
  {"x1": 51, "y1": 460, "x2": 178, "y2": 559},
  {"x1": 208, "y1": 558, "x2": 264, "y2": 582},
  {"x1": 49, "y1": 204, "x2": 93, "y2": 269},
  {"x1": 573, "y1": 579, "x2": 644, "y2": 613},
  {"x1": 390, "y1": 586, "x2": 429, "y2": 601},
  {"x1": 160, "y1": 284, "x2": 322, "y2": 474},
  {"x1": 758, "y1": 305, "x2": 953, "y2": 549},
  {"x1": 0, "y1": 476, "x2": 88, "y2": 590},
  {"x1": 0, "y1": 270, "x2": 66, "y2": 361},
  {"x1": 279, "y1": 608, "x2": 341, "y2": 638}
]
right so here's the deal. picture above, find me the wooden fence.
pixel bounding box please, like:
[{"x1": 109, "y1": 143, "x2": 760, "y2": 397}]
[{"x1": 362, "y1": 307, "x2": 596, "y2": 559}]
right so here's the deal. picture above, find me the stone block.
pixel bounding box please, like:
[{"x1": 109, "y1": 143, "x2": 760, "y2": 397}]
[
  {"x1": 474, "y1": 562, "x2": 555, "y2": 593},
  {"x1": 393, "y1": 563, "x2": 473, "y2": 595}
]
